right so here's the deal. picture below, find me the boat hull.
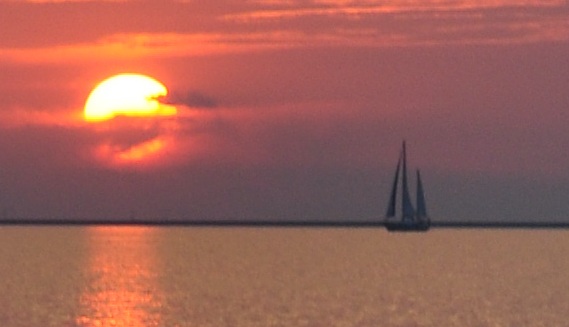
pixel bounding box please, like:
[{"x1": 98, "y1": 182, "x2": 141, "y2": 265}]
[{"x1": 384, "y1": 220, "x2": 430, "y2": 232}]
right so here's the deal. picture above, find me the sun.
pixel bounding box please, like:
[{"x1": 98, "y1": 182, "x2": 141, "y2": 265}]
[
  {"x1": 84, "y1": 73, "x2": 181, "y2": 169},
  {"x1": 84, "y1": 73, "x2": 176, "y2": 122}
]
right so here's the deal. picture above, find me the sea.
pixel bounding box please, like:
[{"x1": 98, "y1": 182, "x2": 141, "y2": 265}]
[{"x1": 0, "y1": 226, "x2": 567, "y2": 326}]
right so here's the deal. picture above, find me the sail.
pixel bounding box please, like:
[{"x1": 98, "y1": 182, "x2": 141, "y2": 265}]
[
  {"x1": 384, "y1": 141, "x2": 431, "y2": 231},
  {"x1": 416, "y1": 170, "x2": 427, "y2": 217},
  {"x1": 401, "y1": 141, "x2": 415, "y2": 221},
  {"x1": 385, "y1": 155, "x2": 401, "y2": 217}
]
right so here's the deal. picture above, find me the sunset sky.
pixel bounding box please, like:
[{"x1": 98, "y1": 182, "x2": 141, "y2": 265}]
[{"x1": 0, "y1": 0, "x2": 568, "y2": 222}]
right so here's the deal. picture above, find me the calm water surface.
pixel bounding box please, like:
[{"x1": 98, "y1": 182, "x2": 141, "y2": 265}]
[{"x1": 0, "y1": 226, "x2": 567, "y2": 326}]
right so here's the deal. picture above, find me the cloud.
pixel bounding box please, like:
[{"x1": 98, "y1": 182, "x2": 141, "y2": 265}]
[
  {"x1": 225, "y1": 1, "x2": 569, "y2": 46},
  {"x1": 0, "y1": 1, "x2": 566, "y2": 64},
  {"x1": 228, "y1": 1, "x2": 566, "y2": 20},
  {"x1": 81, "y1": 115, "x2": 184, "y2": 170},
  {"x1": 0, "y1": 32, "x2": 310, "y2": 63},
  {"x1": 0, "y1": 109, "x2": 82, "y2": 128},
  {"x1": 2, "y1": 1, "x2": 568, "y2": 64},
  {"x1": 161, "y1": 90, "x2": 218, "y2": 109}
]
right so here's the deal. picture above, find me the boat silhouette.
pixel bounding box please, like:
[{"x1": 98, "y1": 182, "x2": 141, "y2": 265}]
[{"x1": 384, "y1": 141, "x2": 430, "y2": 231}]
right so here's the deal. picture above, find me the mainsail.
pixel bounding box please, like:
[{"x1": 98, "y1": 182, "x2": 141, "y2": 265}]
[
  {"x1": 401, "y1": 142, "x2": 415, "y2": 222},
  {"x1": 385, "y1": 155, "x2": 401, "y2": 218}
]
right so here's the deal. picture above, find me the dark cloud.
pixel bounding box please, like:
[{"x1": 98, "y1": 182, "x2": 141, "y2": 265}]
[{"x1": 160, "y1": 91, "x2": 218, "y2": 109}]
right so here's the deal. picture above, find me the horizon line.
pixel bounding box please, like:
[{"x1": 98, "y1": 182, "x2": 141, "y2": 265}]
[{"x1": 0, "y1": 219, "x2": 568, "y2": 229}]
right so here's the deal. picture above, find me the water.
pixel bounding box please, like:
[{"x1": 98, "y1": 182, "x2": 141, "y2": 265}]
[{"x1": 0, "y1": 226, "x2": 567, "y2": 326}]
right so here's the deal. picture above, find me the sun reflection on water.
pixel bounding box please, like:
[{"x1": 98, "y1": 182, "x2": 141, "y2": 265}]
[{"x1": 76, "y1": 226, "x2": 163, "y2": 327}]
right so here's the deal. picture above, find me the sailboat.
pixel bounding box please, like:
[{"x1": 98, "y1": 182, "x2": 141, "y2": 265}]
[{"x1": 384, "y1": 141, "x2": 430, "y2": 231}]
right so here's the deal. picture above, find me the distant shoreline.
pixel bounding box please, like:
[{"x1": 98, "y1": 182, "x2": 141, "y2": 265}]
[{"x1": 0, "y1": 219, "x2": 568, "y2": 229}]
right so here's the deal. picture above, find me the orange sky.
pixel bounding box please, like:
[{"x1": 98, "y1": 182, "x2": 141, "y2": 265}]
[{"x1": 0, "y1": 0, "x2": 568, "y2": 221}]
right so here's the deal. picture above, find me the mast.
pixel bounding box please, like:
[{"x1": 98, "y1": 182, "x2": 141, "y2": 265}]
[
  {"x1": 385, "y1": 154, "x2": 401, "y2": 217},
  {"x1": 416, "y1": 170, "x2": 427, "y2": 218},
  {"x1": 401, "y1": 141, "x2": 415, "y2": 222}
]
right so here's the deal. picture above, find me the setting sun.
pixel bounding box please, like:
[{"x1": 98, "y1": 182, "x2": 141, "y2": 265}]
[
  {"x1": 83, "y1": 73, "x2": 180, "y2": 168},
  {"x1": 84, "y1": 73, "x2": 176, "y2": 122}
]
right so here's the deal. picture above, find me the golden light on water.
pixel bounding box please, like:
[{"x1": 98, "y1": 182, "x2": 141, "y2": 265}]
[{"x1": 76, "y1": 227, "x2": 163, "y2": 326}]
